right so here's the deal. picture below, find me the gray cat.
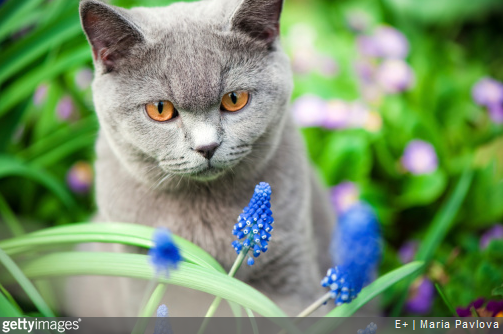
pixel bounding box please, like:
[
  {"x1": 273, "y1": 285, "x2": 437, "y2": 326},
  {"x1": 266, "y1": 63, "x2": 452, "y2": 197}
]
[{"x1": 65, "y1": 0, "x2": 334, "y2": 317}]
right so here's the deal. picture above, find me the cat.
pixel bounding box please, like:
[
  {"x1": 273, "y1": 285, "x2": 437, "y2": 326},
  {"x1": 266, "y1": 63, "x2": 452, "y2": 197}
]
[{"x1": 64, "y1": 0, "x2": 335, "y2": 317}]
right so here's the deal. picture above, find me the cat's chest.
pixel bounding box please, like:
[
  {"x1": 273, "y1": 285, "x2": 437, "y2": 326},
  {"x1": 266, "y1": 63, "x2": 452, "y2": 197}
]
[{"x1": 100, "y1": 179, "x2": 245, "y2": 268}]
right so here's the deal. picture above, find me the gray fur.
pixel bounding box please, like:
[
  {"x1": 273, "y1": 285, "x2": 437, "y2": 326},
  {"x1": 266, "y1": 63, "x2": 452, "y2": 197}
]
[{"x1": 66, "y1": 0, "x2": 334, "y2": 316}]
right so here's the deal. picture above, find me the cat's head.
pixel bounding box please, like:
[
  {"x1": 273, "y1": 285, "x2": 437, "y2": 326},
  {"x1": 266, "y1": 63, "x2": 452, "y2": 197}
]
[{"x1": 80, "y1": 0, "x2": 293, "y2": 186}]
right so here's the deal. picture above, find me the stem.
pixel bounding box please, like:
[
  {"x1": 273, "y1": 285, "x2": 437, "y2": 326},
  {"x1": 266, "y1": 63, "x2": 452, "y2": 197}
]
[
  {"x1": 137, "y1": 276, "x2": 158, "y2": 316},
  {"x1": 0, "y1": 248, "x2": 54, "y2": 317},
  {"x1": 133, "y1": 281, "x2": 168, "y2": 334},
  {"x1": 277, "y1": 292, "x2": 334, "y2": 334},
  {"x1": 295, "y1": 292, "x2": 333, "y2": 318},
  {"x1": 0, "y1": 193, "x2": 25, "y2": 237},
  {"x1": 204, "y1": 245, "x2": 249, "y2": 317},
  {"x1": 197, "y1": 245, "x2": 249, "y2": 334}
]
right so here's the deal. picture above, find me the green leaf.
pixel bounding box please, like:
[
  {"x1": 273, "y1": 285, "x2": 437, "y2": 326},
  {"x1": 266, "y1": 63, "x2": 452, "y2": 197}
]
[
  {"x1": 19, "y1": 117, "x2": 97, "y2": 161},
  {"x1": 16, "y1": 251, "x2": 291, "y2": 320},
  {"x1": 308, "y1": 262, "x2": 424, "y2": 334},
  {"x1": 0, "y1": 248, "x2": 55, "y2": 317},
  {"x1": 0, "y1": 155, "x2": 75, "y2": 209},
  {"x1": 396, "y1": 170, "x2": 447, "y2": 207},
  {"x1": 415, "y1": 167, "x2": 474, "y2": 262},
  {"x1": 0, "y1": 0, "x2": 44, "y2": 40},
  {"x1": 492, "y1": 285, "x2": 503, "y2": 298},
  {"x1": 0, "y1": 222, "x2": 224, "y2": 273},
  {"x1": 319, "y1": 131, "x2": 372, "y2": 184},
  {"x1": 0, "y1": 10, "x2": 82, "y2": 85},
  {"x1": 0, "y1": 290, "x2": 22, "y2": 317},
  {"x1": 0, "y1": 46, "x2": 91, "y2": 117}
]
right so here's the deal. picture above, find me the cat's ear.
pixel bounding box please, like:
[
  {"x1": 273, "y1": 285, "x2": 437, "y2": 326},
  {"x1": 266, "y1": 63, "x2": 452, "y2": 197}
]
[
  {"x1": 79, "y1": 0, "x2": 144, "y2": 72},
  {"x1": 230, "y1": 0, "x2": 283, "y2": 46}
]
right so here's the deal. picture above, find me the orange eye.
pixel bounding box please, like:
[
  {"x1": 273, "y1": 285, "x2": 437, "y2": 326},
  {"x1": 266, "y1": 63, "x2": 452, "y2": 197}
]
[
  {"x1": 145, "y1": 101, "x2": 178, "y2": 122},
  {"x1": 221, "y1": 91, "x2": 249, "y2": 112}
]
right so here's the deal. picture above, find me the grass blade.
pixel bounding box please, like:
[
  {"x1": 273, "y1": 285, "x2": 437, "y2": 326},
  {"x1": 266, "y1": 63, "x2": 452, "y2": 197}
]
[
  {"x1": 415, "y1": 167, "x2": 474, "y2": 262},
  {"x1": 0, "y1": 193, "x2": 25, "y2": 237},
  {"x1": 0, "y1": 222, "x2": 224, "y2": 272},
  {"x1": 0, "y1": 155, "x2": 76, "y2": 209},
  {"x1": 435, "y1": 283, "x2": 457, "y2": 316},
  {"x1": 0, "y1": 11, "x2": 82, "y2": 84},
  {"x1": 16, "y1": 251, "x2": 290, "y2": 319},
  {"x1": 0, "y1": 46, "x2": 91, "y2": 116},
  {"x1": 0, "y1": 248, "x2": 55, "y2": 317}
]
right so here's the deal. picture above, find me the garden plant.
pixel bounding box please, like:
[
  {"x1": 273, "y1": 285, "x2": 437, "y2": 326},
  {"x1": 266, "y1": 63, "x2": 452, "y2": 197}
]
[{"x1": 0, "y1": 0, "x2": 502, "y2": 330}]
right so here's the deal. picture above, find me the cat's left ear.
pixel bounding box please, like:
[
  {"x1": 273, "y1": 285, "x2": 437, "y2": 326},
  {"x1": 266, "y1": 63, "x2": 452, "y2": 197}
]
[{"x1": 230, "y1": 0, "x2": 284, "y2": 47}]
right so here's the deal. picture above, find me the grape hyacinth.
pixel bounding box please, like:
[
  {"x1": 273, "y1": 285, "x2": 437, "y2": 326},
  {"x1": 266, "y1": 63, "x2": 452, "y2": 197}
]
[
  {"x1": 357, "y1": 322, "x2": 377, "y2": 334},
  {"x1": 232, "y1": 182, "x2": 273, "y2": 266},
  {"x1": 149, "y1": 228, "x2": 182, "y2": 275},
  {"x1": 325, "y1": 203, "x2": 382, "y2": 305},
  {"x1": 321, "y1": 264, "x2": 365, "y2": 305},
  {"x1": 153, "y1": 304, "x2": 173, "y2": 334}
]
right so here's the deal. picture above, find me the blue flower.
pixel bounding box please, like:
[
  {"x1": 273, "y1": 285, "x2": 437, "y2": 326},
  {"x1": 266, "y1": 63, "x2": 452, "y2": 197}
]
[
  {"x1": 154, "y1": 304, "x2": 173, "y2": 334},
  {"x1": 157, "y1": 304, "x2": 168, "y2": 317},
  {"x1": 331, "y1": 203, "x2": 382, "y2": 285},
  {"x1": 324, "y1": 203, "x2": 382, "y2": 304},
  {"x1": 357, "y1": 322, "x2": 377, "y2": 334},
  {"x1": 232, "y1": 182, "x2": 273, "y2": 265},
  {"x1": 149, "y1": 228, "x2": 182, "y2": 274},
  {"x1": 321, "y1": 265, "x2": 364, "y2": 305}
]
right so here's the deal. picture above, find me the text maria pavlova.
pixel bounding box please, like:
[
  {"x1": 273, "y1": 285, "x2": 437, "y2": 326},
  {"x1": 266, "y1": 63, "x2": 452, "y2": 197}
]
[{"x1": 420, "y1": 319, "x2": 500, "y2": 329}]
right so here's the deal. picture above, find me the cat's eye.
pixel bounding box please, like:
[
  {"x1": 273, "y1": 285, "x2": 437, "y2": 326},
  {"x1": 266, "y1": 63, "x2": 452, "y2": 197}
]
[
  {"x1": 220, "y1": 91, "x2": 249, "y2": 112},
  {"x1": 145, "y1": 101, "x2": 178, "y2": 122}
]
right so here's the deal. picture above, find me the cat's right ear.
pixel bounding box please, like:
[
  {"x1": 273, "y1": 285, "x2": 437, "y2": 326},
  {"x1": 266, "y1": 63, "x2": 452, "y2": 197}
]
[{"x1": 79, "y1": 0, "x2": 144, "y2": 73}]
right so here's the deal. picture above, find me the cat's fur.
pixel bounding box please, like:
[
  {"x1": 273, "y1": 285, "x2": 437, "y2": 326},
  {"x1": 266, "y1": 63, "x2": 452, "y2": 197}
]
[{"x1": 65, "y1": 0, "x2": 334, "y2": 316}]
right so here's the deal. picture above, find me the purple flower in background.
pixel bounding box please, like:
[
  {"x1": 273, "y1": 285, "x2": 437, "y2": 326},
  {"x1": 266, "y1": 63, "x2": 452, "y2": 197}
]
[
  {"x1": 398, "y1": 240, "x2": 418, "y2": 264},
  {"x1": 472, "y1": 77, "x2": 503, "y2": 107},
  {"x1": 33, "y1": 84, "x2": 48, "y2": 106},
  {"x1": 149, "y1": 228, "x2": 182, "y2": 275},
  {"x1": 66, "y1": 161, "x2": 93, "y2": 194},
  {"x1": 372, "y1": 25, "x2": 409, "y2": 59},
  {"x1": 317, "y1": 55, "x2": 339, "y2": 78},
  {"x1": 360, "y1": 84, "x2": 383, "y2": 105},
  {"x1": 355, "y1": 58, "x2": 377, "y2": 83},
  {"x1": 456, "y1": 298, "x2": 503, "y2": 317},
  {"x1": 292, "y1": 95, "x2": 327, "y2": 127},
  {"x1": 56, "y1": 96, "x2": 75, "y2": 120},
  {"x1": 356, "y1": 35, "x2": 381, "y2": 58},
  {"x1": 401, "y1": 140, "x2": 438, "y2": 175},
  {"x1": 291, "y1": 49, "x2": 319, "y2": 75},
  {"x1": 323, "y1": 100, "x2": 350, "y2": 129},
  {"x1": 330, "y1": 181, "x2": 359, "y2": 215},
  {"x1": 406, "y1": 277, "x2": 435, "y2": 314},
  {"x1": 75, "y1": 68, "x2": 94, "y2": 90},
  {"x1": 480, "y1": 224, "x2": 503, "y2": 249},
  {"x1": 347, "y1": 101, "x2": 370, "y2": 128},
  {"x1": 488, "y1": 103, "x2": 503, "y2": 124},
  {"x1": 376, "y1": 59, "x2": 414, "y2": 94}
]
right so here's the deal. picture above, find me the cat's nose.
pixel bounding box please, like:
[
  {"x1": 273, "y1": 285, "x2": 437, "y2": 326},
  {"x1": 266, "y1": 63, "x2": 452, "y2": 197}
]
[{"x1": 195, "y1": 142, "x2": 220, "y2": 160}]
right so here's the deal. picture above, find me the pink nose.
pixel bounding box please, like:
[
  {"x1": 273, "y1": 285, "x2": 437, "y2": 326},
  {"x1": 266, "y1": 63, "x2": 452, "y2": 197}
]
[{"x1": 195, "y1": 142, "x2": 219, "y2": 160}]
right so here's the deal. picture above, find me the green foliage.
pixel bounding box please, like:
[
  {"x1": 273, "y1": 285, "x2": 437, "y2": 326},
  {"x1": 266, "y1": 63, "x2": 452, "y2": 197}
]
[{"x1": 0, "y1": 0, "x2": 502, "y2": 319}]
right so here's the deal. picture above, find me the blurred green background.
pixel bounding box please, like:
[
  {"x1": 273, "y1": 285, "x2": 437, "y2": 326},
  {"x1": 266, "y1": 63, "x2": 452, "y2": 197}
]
[{"x1": 0, "y1": 0, "x2": 502, "y2": 317}]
